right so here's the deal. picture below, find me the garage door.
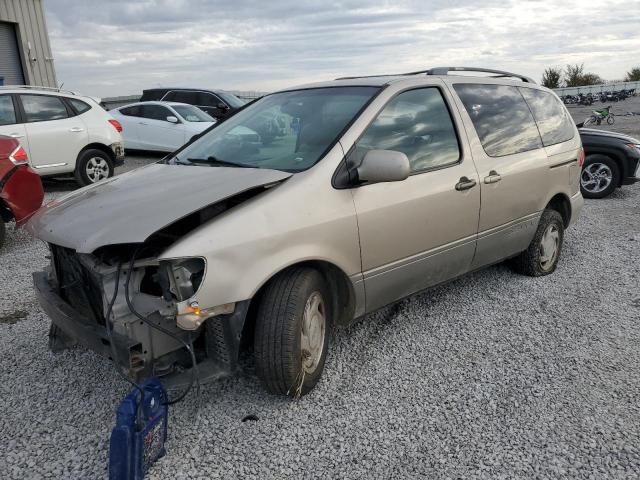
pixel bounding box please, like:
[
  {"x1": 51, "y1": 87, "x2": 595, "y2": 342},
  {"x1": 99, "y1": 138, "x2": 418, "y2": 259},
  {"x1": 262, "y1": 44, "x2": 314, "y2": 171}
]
[{"x1": 0, "y1": 21, "x2": 25, "y2": 86}]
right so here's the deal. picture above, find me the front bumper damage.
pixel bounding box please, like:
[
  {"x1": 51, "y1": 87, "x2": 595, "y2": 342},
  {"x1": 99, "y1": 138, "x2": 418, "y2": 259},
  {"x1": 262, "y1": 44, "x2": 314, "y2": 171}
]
[{"x1": 35, "y1": 245, "x2": 250, "y2": 384}]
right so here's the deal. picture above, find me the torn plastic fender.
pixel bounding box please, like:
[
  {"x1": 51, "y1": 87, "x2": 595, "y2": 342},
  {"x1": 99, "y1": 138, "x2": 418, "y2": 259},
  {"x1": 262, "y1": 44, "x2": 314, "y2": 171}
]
[{"x1": 26, "y1": 163, "x2": 292, "y2": 253}]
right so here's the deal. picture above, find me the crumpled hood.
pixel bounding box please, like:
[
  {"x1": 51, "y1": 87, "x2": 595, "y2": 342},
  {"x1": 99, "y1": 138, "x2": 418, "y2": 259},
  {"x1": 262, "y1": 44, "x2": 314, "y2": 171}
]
[{"x1": 27, "y1": 163, "x2": 291, "y2": 253}]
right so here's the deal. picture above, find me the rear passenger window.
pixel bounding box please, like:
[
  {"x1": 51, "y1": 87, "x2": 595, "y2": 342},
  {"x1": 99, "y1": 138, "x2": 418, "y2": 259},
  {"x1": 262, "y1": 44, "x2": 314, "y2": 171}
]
[
  {"x1": 354, "y1": 88, "x2": 460, "y2": 172},
  {"x1": 0, "y1": 95, "x2": 16, "y2": 125},
  {"x1": 140, "y1": 104, "x2": 172, "y2": 121},
  {"x1": 21, "y1": 95, "x2": 69, "y2": 122},
  {"x1": 69, "y1": 98, "x2": 92, "y2": 114},
  {"x1": 453, "y1": 84, "x2": 542, "y2": 157},
  {"x1": 169, "y1": 91, "x2": 199, "y2": 105},
  {"x1": 519, "y1": 88, "x2": 575, "y2": 146}
]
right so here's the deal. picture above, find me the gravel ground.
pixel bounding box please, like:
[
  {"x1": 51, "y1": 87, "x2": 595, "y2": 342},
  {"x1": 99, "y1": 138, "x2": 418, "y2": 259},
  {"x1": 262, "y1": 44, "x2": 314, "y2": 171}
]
[{"x1": 2, "y1": 135, "x2": 640, "y2": 479}]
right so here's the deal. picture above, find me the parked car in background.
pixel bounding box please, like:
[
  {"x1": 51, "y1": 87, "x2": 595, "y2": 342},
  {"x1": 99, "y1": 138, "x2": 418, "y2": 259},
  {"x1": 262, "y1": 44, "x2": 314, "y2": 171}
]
[
  {"x1": 0, "y1": 87, "x2": 124, "y2": 186},
  {"x1": 0, "y1": 135, "x2": 43, "y2": 249},
  {"x1": 110, "y1": 102, "x2": 216, "y2": 152},
  {"x1": 140, "y1": 88, "x2": 244, "y2": 120},
  {"x1": 579, "y1": 128, "x2": 640, "y2": 198},
  {"x1": 30, "y1": 68, "x2": 583, "y2": 399}
]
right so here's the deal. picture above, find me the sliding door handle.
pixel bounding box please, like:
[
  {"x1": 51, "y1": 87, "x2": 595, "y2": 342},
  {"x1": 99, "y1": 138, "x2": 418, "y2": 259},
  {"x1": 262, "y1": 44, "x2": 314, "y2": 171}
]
[
  {"x1": 9, "y1": 133, "x2": 24, "y2": 139},
  {"x1": 455, "y1": 176, "x2": 477, "y2": 191},
  {"x1": 484, "y1": 170, "x2": 502, "y2": 184}
]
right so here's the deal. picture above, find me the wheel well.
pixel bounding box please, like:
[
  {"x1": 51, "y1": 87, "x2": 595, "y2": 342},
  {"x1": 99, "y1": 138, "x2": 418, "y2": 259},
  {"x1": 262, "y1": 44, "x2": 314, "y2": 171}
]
[
  {"x1": 239, "y1": 260, "x2": 356, "y2": 351},
  {"x1": 78, "y1": 143, "x2": 115, "y2": 164},
  {"x1": 546, "y1": 193, "x2": 571, "y2": 227}
]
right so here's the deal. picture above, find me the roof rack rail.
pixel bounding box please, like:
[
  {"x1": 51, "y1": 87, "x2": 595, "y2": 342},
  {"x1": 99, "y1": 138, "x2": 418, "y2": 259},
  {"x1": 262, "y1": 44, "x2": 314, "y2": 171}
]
[
  {"x1": 0, "y1": 85, "x2": 79, "y2": 95},
  {"x1": 409, "y1": 67, "x2": 535, "y2": 84},
  {"x1": 336, "y1": 67, "x2": 535, "y2": 84}
]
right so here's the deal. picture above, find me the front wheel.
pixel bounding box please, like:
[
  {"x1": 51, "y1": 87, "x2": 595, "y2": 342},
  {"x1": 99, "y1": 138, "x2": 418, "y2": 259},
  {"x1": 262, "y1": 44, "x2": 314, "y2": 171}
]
[
  {"x1": 510, "y1": 209, "x2": 564, "y2": 277},
  {"x1": 254, "y1": 267, "x2": 331, "y2": 397},
  {"x1": 74, "y1": 149, "x2": 114, "y2": 187},
  {"x1": 607, "y1": 114, "x2": 615, "y2": 125}
]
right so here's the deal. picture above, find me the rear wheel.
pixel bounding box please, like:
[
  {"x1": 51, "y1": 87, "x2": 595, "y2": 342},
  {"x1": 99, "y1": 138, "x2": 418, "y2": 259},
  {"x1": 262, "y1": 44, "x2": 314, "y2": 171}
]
[
  {"x1": 510, "y1": 209, "x2": 564, "y2": 277},
  {"x1": 254, "y1": 267, "x2": 330, "y2": 397},
  {"x1": 74, "y1": 149, "x2": 114, "y2": 187},
  {"x1": 580, "y1": 154, "x2": 619, "y2": 199}
]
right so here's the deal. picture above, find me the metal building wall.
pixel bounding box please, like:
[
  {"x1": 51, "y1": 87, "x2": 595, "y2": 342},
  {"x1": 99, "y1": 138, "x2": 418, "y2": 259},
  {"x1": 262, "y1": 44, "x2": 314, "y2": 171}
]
[{"x1": 0, "y1": 0, "x2": 57, "y2": 87}]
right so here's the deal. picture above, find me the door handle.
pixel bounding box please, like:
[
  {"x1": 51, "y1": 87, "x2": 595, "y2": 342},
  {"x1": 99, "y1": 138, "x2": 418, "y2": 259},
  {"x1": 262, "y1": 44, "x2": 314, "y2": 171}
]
[
  {"x1": 69, "y1": 127, "x2": 85, "y2": 133},
  {"x1": 9, "y1": 133, "x2": 24, "y2": 139},
  {"x1": 484, "y1": 170, "x2": 502, "y2": 184},
  {"x1": 455, "y1": 176, "x2": 477, "y2": 191}
]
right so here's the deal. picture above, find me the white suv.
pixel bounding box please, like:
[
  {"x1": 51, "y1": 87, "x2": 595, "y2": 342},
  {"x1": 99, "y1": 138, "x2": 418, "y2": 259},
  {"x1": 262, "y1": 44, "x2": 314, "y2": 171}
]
[{"x1": 0, "y1": 87, "x2": 124, "y2": 186}]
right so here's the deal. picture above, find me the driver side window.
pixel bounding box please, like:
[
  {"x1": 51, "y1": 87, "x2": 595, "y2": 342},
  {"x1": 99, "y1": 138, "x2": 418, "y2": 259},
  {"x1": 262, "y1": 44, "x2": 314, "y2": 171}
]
[{"x1": 355, "y1": 88, "x2": 460, "y2": 173}]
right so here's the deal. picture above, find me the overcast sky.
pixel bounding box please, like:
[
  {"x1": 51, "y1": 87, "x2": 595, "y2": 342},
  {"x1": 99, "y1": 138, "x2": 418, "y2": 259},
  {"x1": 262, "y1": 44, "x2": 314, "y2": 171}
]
[{"x1": 44, "y1": 0, "x2": 640, "y2": 98}]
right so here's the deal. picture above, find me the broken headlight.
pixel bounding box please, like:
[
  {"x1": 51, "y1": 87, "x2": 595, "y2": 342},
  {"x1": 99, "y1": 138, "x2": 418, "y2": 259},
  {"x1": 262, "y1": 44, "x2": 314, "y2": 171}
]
[{"x1": 161, "y1": 257, "x2": 206, "y2": 302}]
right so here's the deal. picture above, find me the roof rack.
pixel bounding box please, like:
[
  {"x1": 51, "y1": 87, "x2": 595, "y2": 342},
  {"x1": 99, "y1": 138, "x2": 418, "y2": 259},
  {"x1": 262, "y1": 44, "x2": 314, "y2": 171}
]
[
  {"x1": 0, "y1": 85, "x2": 79, "y2": 95},
  {"x1": 336, "y1": 67, "x2": 536, "y2": 84}
]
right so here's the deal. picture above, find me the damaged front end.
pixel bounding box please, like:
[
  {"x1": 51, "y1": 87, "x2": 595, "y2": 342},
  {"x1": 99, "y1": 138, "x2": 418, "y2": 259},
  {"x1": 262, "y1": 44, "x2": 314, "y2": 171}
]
[
  {"x1": 35, "y1": 242, "x2": 249, "y2": 383},
  {"x1": 28, "y1": 163, "x2": 292, "y2": 383}
]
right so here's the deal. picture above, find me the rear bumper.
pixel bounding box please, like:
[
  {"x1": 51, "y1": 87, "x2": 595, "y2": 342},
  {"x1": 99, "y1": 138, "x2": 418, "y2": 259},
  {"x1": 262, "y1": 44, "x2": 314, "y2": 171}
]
[
  {"x1": 33, "y1": 270, "x2": 138, "y2": 369},
  {"x1": 569, "y1": 191, "x2": 584, "y2": 227},
  {"x1": 0, "y1": 165, "x2": 44, "y2": 225}
]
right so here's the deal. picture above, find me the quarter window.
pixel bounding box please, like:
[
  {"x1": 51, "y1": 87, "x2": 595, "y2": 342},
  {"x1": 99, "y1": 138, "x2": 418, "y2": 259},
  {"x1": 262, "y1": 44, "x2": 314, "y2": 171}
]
[
  {"x1": 69, "y1": 98, "x2": 92, "y2": 114},
  {"x1": 354, "y1": 88, "x2": 460, "y2": 172},
  {"x1": 0, "y1": 95, "x2": 16, "y2": 126},
  {"x1": 453, "y1": 84, "x2": 542, "y2": 157},
  {"x1": 21, "y1": 95, "x2": 69, "y2": 123},
  {"x1": 519, "y1": 88, "x2": 575, "y2": 146},
  {"x1": 119, "y1": 105, "x2": 142, "y2": 117}
]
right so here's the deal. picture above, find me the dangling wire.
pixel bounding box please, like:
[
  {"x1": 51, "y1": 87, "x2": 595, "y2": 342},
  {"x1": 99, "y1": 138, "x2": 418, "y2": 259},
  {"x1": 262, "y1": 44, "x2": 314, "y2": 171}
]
[{"x1": 123, "y1": 245, "x2": 199, "y2": 405}]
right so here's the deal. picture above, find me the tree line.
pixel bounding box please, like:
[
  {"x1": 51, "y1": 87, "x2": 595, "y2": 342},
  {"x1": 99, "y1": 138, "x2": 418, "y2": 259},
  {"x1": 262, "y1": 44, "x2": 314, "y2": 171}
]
[{"x1": 541, "y1": 64, "x2": 640, "y2": 89}]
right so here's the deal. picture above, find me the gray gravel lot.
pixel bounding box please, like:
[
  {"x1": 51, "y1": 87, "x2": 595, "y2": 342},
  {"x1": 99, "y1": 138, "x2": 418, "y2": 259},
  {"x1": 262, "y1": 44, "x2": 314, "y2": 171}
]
[{"x1": 1, "y1": 125, "x2": 640, "y2": 479}]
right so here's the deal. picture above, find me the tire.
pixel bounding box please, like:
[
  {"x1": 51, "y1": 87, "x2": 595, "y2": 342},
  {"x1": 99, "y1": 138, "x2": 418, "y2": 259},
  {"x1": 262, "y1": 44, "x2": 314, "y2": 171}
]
[
  {"x1": 510, "y1": 209, "x2": 564, "y2": 277},
  {"x1": 580, "y1": 154, "x2": 620, "y2": 199},
  {"x1": 74, "y1": 149, "x2": 114, "y2": 187},
  {"x1": 254, "y1": 267, "x2": 331, "y2": 397},
  {"x1": 0, "y1": 220, "x2": 5, "y2": 250},
  {"x1": 607, "y1": 114, "x2": 615, "y2": 125}
]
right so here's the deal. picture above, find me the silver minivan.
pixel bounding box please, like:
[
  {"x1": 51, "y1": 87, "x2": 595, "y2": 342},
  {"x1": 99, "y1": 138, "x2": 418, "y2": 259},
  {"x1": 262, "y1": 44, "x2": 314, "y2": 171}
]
[{"x1": 30, "y1": 67, "x2": 583, "y2": 397}]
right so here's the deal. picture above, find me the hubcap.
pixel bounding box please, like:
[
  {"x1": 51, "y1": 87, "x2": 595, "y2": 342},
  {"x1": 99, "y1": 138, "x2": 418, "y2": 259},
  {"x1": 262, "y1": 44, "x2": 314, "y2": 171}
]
[
  {"x1": 85, "y1": 157, "x2": 110, "y2": 183},
  {"x1": 301, "y1": 291, "x2": 326, "y2": 374},
  {"x1": 539, "y1": 224, "x2": 560, "y2": 270},
  {"x1": 581, "y1": 163, "x2": 612, "y2": 194}
]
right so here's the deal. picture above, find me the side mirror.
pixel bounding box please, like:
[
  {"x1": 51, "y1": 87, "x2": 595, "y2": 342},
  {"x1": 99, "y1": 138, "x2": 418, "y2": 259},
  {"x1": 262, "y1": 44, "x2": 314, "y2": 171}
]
[
  {"x1": 166, "y1": 116, "x2": 179, "y2": 124},
  {"x1": 356, "y1": 149, "x2": 410, "y2": 184},
  {"x1": 217, "y1": 103, "x2": 229, "y2": 111}
]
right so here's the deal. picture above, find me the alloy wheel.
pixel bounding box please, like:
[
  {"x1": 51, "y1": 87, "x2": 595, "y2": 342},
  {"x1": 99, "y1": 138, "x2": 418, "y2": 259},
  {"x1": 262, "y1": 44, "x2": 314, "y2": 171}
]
[
  {"x1": 581, "y1": 163, "x2": 612, "y2": 194},
  {"x1": 85, "y1": 157, "x2": 110, "y2": 183}
]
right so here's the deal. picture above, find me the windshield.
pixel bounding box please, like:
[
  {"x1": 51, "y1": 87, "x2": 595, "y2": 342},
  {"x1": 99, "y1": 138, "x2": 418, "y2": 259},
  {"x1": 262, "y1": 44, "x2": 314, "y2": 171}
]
[
  {"x1": 171, "y1": 86, "x2": 379, "y2": 172},
  {"x1": 217, "y1": 91, "x2": 245, "y2": 109},
  {"x1": 173, "y1": 105, "x2": 214, "y2": 122}
]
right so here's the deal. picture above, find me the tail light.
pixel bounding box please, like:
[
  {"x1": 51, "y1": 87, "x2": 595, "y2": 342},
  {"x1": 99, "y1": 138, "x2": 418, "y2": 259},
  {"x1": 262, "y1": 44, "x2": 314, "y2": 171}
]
[
  {"x1": 578, "y1": 147, "x2": 585, "y2": 167},
  {"x1": 9, "y1": 145, "x2": 28, "y2": 166},
  {"x1": 108, "y1": 119, "x2": 123, "y2": 133}
]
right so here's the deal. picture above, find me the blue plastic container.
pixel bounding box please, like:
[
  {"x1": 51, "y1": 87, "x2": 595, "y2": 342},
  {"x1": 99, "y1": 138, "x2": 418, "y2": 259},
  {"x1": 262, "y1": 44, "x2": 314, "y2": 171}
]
[{"x1": 109, "y1": 378, "x2": 168, "y2": 480}]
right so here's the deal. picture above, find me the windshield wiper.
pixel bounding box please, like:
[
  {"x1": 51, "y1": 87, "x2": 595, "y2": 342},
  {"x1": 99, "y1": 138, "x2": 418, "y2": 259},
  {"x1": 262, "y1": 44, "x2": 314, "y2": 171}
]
[{"x1": 186, "y1": 156, "x2": 254, "y2": 168}]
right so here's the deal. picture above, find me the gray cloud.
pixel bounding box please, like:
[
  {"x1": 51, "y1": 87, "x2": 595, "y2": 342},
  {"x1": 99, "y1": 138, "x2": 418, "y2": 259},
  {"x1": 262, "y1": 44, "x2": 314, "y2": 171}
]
[{"x1": 44, "y1": 0, "x2": 640, "y2": 97}]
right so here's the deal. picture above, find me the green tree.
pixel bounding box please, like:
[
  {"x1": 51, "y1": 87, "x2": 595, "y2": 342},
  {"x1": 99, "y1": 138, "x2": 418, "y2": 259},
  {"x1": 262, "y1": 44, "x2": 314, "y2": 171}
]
[
  {"x1": 541, "y1": 67, "x2": 562, "y2": 88},
  {"x1": 625, "y1": 67, "x2": 640, "y2": 82},
  {"x1": 564, "y1": 64, "x2": 604, "y2": 87}
]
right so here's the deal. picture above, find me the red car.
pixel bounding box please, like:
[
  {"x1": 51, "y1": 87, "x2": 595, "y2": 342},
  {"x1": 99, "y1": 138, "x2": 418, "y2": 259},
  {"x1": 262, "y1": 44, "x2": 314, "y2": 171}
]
[{"x1": 0, "y1": 135, "x2": 44, "y2": 248}]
